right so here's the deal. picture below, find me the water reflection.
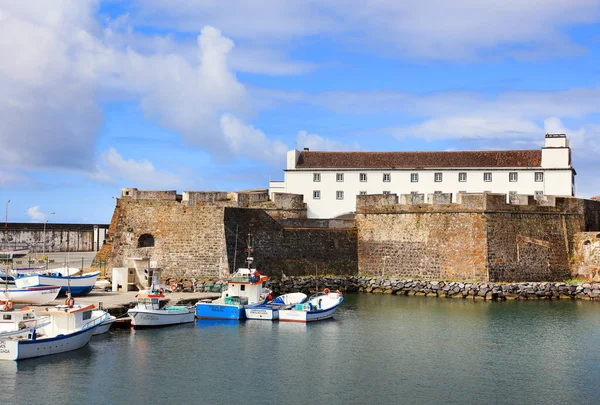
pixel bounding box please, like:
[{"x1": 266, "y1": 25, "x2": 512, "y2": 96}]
[{"x1": 2, "y1": 295, "x2": 599, "y2": 405}]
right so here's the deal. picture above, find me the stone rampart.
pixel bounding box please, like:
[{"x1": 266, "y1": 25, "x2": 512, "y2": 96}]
[
  {"x1": 103, "y1": 188, "x2": 347, "y2": 284},
  {"x1": 357, "y1": 193, "x2": 600, "y2": 282}
]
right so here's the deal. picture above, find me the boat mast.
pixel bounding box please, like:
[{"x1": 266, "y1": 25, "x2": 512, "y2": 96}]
[{"x1": 232, "y1": 225, "x2": 238, "y2": 273}]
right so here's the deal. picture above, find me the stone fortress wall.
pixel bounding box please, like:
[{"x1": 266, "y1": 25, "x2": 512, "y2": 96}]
[
  {"x1": 99, "y1": 188, "x2": 600, "y2": 285},
  {"x1": 357, "y1": 192, "x2": 600, "y2": 282},
  {"x1": 101, "y1": 189, "x2": 356, "y2": 285}
]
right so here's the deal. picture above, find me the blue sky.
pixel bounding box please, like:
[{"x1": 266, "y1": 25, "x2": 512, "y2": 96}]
[{"x1": 2, "y1": 0, "x2": 600, "y2": 224}]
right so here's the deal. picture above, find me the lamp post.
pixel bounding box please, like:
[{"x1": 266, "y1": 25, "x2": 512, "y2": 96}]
[
  {"x1": 5, "y1": 200, "x2": 9, "y2": 228},
  {"x1": 43, "y1": 212, "x2": 55, "y2": 257}
]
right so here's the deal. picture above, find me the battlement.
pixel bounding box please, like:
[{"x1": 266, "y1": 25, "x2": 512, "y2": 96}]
[
  {"x1": 356, "y1": 192, "x2": 597, "y2": 214},
  {"x1": 120, "y1": 188, "x2": 305, "y2": 211}
]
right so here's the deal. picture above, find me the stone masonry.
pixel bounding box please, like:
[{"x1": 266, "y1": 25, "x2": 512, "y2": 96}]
[{"x1": 356, "y1": 192, "x2": 600, "y2": 282}]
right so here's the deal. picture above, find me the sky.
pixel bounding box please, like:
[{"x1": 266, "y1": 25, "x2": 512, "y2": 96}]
[{"x1": 2, "y1": 0, "x2": 600, "y2": 224}]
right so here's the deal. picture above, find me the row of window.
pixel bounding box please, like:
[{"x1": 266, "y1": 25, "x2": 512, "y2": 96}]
[
  {"x1": 313, "y1": 190, "x2": 545, "y2": 200},
  {"x1": 313, "y1": 172, "x2": 544, "y2": 183}
]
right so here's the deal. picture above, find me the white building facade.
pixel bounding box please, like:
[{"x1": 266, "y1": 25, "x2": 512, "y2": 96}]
[{"x1": 269, "y1": 134, "x2": 575, "y2": 219}]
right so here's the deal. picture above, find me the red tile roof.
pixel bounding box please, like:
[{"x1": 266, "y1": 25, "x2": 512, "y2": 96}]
[{"x1": 295, "y1": 150, "x2": 542, "y2": 169}]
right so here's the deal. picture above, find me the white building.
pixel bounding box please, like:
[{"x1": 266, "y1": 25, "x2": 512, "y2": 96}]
[{"x1": 269, "y1": 134, "x2": 575, "y2": 219}]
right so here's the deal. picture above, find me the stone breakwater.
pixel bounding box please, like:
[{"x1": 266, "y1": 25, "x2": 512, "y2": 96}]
[
  {"x1": 269, "y1": 277, "x2": 600, "y2": 301},
  {"x1": 180, "y1": 276, "x2": 600, "y2": 301}
]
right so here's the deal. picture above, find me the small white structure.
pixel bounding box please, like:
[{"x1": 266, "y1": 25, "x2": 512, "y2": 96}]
[{"x1": 270, "y1": 134, "x2": 575, "y2": 219}]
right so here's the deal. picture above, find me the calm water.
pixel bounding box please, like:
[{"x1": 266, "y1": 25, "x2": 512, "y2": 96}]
[{"x1": 1, "y1": 295, "x2": 599, "y2": 405}]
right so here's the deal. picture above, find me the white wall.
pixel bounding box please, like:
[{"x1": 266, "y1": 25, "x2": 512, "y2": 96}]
[{"x1": 281, "y1": 168, "x2": 574, "y2": 218}]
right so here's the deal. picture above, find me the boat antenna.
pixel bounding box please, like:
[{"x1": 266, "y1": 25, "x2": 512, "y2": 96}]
[
  {"x1": 232, "y1": 224, "x2": 238, "y2": 272},
  {"x1": 246, "y1": 233, "x2": 253, "y2": 269},
  {"x1": 315, "y1": 264, "x2": 318, "y2": 294}
]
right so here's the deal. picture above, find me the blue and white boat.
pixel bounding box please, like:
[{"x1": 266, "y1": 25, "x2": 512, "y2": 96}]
[
  {"x1": 244, "y1": 292, "x2": 307, "y2": 321},
  {"x1": 14, "y1": 271, "x2": 100, "y2": 296},
  {"x1": 278, "y1": 289, "x2": 344, "y2": 323},
  {"x1": 195, "y1": 264, "x2": 270, "y2": 320}
]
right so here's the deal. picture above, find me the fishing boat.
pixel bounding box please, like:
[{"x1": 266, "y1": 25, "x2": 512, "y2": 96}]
[
  {"x1": 128, "y1": 289, "x2": 195, "y2": 328},
  {"x1": 1, "y1": 286, "x2": 61, "y2": 305},
  {"x1": 278, "y1": 289, "x2": 344, "y2": 323},
  {"x1": 14, "y1": 271, "x2": 100, "y2": 296},
  {"x1": 0, "y1": 302, "x2": 108, "y2": 361},
  {"x1": 244, "y1": 292, "x2": 307, "y2": 321},
  {"x1": 196, "y1": 234, "x2": 271, "y2": 321}
]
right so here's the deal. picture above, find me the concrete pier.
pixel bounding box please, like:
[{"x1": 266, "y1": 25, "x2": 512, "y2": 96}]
[{"x1": 29, "y1": 290, "x2": 220, "y2": 322}]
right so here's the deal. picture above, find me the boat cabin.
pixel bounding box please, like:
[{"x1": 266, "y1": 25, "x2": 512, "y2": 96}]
[
  {"x1": 44, "y1": 303, "x2": 103, "y2": 334},
  {"x1": 222, "y1": 266, "x2": 268, "y2": 305},
  {"x1": 134, "y1": 293, "x2": 165, "y2": 311}
]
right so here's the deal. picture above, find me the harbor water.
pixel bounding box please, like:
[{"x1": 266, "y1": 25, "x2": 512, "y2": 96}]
[{"x1": 1, "y1": 294, "x2": 599, "y2": 404}]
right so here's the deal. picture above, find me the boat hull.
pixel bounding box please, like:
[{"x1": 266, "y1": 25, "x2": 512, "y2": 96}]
[
  {"x1": 128, "y1": 308, "x2": 195, "y2": 328},
  {"x1": 92, "y1": 315, "x2": 117, "y2": 335},
  {"x1": 278, "y1": 296, "x2": 344, "y2": 323},
  {"x1": 0, "y1": 323, "x2": 101, "y2": 361},
  {"x1": 244, "y1": 307, "x2": 277, "y2": 320},
  {"x1": 195, "y1": 303, "x2": 245, "y2": 320},
  {"x1": 1, "y1": 286, "x2": 61, "y2": 305},
  {"x1": 14, "y1": 272, "x2": 100, "y2": 296}
]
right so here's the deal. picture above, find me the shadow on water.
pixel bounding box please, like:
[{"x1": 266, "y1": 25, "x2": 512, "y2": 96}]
[{"x1": 2, "y1": 294, "x2": 599, "y2": 405}]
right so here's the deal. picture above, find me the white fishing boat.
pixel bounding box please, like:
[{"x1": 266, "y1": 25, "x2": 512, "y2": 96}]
[
  {"x1": 15, "y1": 271, "x2": 100, "y2": 296},
  {"x1": 128, "y1": 289, "x2": 195, "y2": 328},
  {"x1": 0, "y1": 302, "x2": 108, "y2": 361},
  {"x1": 244, "y1": 292, "x2": 307, "y2": 320},
  {"x1": 278, "y1": 289, "x2": 344, "y2": 323},
  {"x1": 1, "y1": 286, "x2": 61, "y2": 305}
]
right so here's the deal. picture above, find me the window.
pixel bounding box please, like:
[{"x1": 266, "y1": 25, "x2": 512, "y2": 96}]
[
  {"x1": 411, "y1": 191, "x2": 419, "y2": 194},
  {"x1": 240, "y1": 285, "x2": 245, "y2": 291},
  {"x1": 535, "y1": 172, "x2": 544, "y2": 182},
  {"x1": 434, "y1": 172, "x2": 443, "y2": 182},
  {"x1": 410, "y1": 173, "x2": 419, "y2": 182},
  {"x1": 534, "y1": 190, "x2": 544, "y2": 198},
  {"x1": 509, "y1": 191, "x2": 517, "y2": 196},
  {"x1": 509, "y1": 172, "x2": 518, "y2": 182},
  {"x1": 138, "y1": 234, "x2": 155, "y2": 248},
  {"x1": 383, "y1": 173, "x2": 391, "y2": 182},
  {"x1": 483, "y1": 172, "x2": 492, "y2": 182},
  {"x1": 434, "y1": 191, "x2": 442, "y2": 194},
  {"x1": 458, "y1": 172, "x2": 467, "y2": 182},
  {"x1": 359, "y1": 191, "x2": 367, "y2": 195},
  {"x1": 336, "y1": 173, "x2": 344, "y2": 182},
  {"x1": 313, "y1": 190, "x2": 321, "y2": 199},
  {"x1": 359, "y1": 173, "x2": 367, "y2": 182},
  {"x1": 82, "y1": 311, "x2": 91, "y2": 320},
  {"x1": 3, "y1": 315, "x2": 11, "y2": 320},
  {"x1": 313, "y1": 173, "x2": 321, "y2": 182},
  {"x1": 383, "y1": 191, "x2": 391, "y2": 195},
  {"x1": 336, "y1": 191, "x2": 344, "y2": 200}
]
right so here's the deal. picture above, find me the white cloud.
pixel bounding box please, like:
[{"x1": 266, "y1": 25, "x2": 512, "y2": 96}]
[
  {"x1": 128, "y1": 0, "x2": 600, "y2": 61},
  {"x1": 296, "y1": 130, "x2": 360, "y2": 151},
  {"x1": 26, "y1": 206, "x2": 45, "y2": 221},
  {"x1": 94, "y1": 147, "x2": 181, "y2": 188},
  {"x1": 0, "y1": 2, "x2": 291, "y2": 179},
  {"x1": 220, "y1": 114, "x2": 288, "y2": 164}
]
